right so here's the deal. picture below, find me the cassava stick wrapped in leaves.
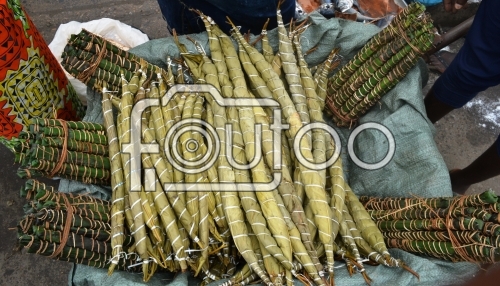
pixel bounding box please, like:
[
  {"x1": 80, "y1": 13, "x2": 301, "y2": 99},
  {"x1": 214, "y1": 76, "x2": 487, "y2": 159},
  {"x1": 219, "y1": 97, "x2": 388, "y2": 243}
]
[
  {"x1": 17, "y1": 180, "x2": 139, "y2": 271},
  {"x1": 101, "y1": 85, "x2": 126, "y2": 274},
  {"x1": 382, "y1": 231, "x2": 491, "y2": 245},
  {"x1": 61, "y1": 29, "x2": 159, "y2": 93},
  {"x1": 195, "y1": 14, "x2": 272, "y2": 284},
  {"x1": 21, "y1": 179, "x2": 110, "y2": 214},
  {"x1": 226, "y1": 14, "x2": 337, "y2": 284},
  {"x1": 364, "y1": 192, "x2": 500, "y2": 264},
  {"x1": 386, "y1": 239, "x2": 500, "y2": 263},
  {"x1": 376, "y1": 217, "x2": 484, "y2": 232},
  {"x1": 368, "y1": 207, "x2": 493, "y2": 221},
  {"x1": 116, "y1": 74, "x2": 152, "y2": 280},
  {"x1": 361, "y1": 190, "x2": 498, "y2": 210},
  {"x1": 325, "y1": 2, "x2": 436, "y2": 127},
  {"x1": 345, "y1": 185, "x2": 391, "y2": 261},
  {"x1": 30, "y1": 145, "x2": 110, "y2": 169},
  {"x1": 225, "y1": 7, "x2": 412, "y2": 284},
  {"x1": 326, "y1": 2, "x2": 425, "y2": 93},
  {"x1": 217, "y1": 22, "x2": 291, "y2": 285},
  {"x1": 54, "y1": 7, "x2": 428, "y2": 284},
  {"x1": 16, "y1": 118, "x2": 111, "y2": 185}
]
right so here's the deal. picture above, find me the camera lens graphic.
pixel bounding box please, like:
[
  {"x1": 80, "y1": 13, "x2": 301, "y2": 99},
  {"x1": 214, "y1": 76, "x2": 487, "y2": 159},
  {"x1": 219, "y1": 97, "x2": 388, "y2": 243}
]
[
  {"x1": 164, "y1": 118, "x2": 220, "y2": 174},
  {"x1": 185, "y1": 139, "x2": 199, "y2": 153}
]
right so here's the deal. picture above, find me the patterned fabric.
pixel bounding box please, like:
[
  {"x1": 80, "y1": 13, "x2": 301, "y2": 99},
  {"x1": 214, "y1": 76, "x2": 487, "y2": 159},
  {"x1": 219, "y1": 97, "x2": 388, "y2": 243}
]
[{"x1": 0, "y1": 0, "x2": 85, "y2": 149}]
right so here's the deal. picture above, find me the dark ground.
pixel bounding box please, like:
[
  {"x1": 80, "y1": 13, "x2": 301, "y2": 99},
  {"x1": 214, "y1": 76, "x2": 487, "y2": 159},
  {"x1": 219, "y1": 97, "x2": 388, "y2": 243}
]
[{"x1": 0, "y1": 1, "x2": 498, "y2": 285}]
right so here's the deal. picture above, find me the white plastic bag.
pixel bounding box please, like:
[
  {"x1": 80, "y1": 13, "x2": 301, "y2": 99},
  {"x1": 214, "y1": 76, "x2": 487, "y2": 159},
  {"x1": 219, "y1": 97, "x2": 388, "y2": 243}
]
[
  {"x1": 337, "y1": 0, "x2": 354, "y2": 12},
  {"x1": 48, "y1": 18, "x2": 149, "y2": 104}
]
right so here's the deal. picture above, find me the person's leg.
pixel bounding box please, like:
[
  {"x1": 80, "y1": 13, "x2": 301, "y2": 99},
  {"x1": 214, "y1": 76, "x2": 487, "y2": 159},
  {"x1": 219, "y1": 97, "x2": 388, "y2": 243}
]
[
  {"x1": 424, "y1": 0, "x2": 500, "y2": 122},
  {"x1": 423, "y1": 0, "x2": 500, "y2": 192},
  {"x1": 424, "y1": 87, "x2": 455, "y2": 124},
  {"x1": 156, "y1": 0, "x2": 210, "y2": 35},
  {"x1": 450, "y1": 136, "x2": 500, "y2": 194},
  {"x1": 156, "y1": 0, "x2": 296, "y2": 35},
  {"x1": 205, "y1": 0, "x2": 295, "y2": 34},
  {"x1": 498, "y1": 135, "x2": 500, "y2": 158}
]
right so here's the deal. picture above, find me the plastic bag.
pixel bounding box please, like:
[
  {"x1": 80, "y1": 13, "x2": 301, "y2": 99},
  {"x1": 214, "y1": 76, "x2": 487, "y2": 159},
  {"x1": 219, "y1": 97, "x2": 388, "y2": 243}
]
[{"x1": 48, "y1": 18, "x2": 149, "y2": 104}]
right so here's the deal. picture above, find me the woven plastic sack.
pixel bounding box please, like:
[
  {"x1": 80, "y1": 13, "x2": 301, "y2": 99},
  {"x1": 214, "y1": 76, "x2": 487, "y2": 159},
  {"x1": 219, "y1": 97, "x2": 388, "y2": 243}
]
[
  {"x1": 0, "y1": 0, "x2": 85, "y2": 151},
  {"x1": 67, "y1": 12, "x2": 480, "y2": 286}
]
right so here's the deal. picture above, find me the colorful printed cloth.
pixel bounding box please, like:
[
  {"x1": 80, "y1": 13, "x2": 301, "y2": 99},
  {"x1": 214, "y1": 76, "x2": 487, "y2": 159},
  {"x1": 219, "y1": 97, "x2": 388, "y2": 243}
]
[{"x1": 0, "y1": 0, "x2": 85, "y2": 150}]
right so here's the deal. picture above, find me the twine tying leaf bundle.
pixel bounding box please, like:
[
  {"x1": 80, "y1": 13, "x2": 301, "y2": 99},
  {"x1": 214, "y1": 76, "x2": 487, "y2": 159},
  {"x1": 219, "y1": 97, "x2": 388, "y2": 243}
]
[
  {"x1": 325, "y1": 3, "x2": 438, "y2": 127},
  {"x1": 362, "y1": 190, "x2": 500, "y2": 263},
  {"x1": 54, "y1": 8, "x2": 428, "y2": 285},
  {"x1": 15, "y1": 118, "x2": 110, "y2": 185},
  {"x1": 42, "y1": 4, "x2": 453, "y2": 284},
  {"x1": 61, "y1": 29, "x2": 163, "y2": 93},
  {"x1": 17, "y1": 179, "x2": 137, "y2": 270}
]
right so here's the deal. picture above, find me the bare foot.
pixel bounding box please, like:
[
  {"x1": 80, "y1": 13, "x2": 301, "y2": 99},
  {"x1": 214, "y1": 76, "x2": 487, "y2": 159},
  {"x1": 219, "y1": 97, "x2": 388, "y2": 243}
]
[{"x1": 428, "y1": 51, "x2": 457, "y2": 74}]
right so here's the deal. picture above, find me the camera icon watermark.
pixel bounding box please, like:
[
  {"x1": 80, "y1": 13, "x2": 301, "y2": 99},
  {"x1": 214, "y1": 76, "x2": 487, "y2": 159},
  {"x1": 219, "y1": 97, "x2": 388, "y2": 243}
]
[
  {"x1": 124, "y1": 84, "x2": 289, "y2": 192},
  {"x1": 121, "y1": 84, "x2": 396, "y2": 192}
]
